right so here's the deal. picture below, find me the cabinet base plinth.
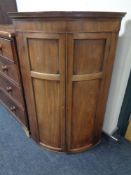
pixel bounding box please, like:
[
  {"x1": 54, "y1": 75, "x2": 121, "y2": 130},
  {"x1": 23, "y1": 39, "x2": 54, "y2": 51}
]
[{"x1": 33, "y1": 140, "x2": 101, "y2": 153}]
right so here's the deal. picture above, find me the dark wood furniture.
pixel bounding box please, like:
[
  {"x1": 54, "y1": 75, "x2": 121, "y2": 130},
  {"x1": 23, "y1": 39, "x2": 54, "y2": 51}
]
[
  {"x1": 0, "y1": 0, "x2": 17, "y2": 24},
  {"x1": 9, "y1": 11, "x2": 125, "y2": 153},
  {"x1": 0, "y1": 26, "x2": 28, "y2": 133}
]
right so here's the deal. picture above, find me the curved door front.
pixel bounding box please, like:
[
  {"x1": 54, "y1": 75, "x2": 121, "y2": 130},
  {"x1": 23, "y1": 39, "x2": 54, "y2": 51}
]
[
  {"x1": 66, "y1": 33, "x2": 112, "y2": 152},
  {"x1": 21, "y1": 32, "x2": 66, "y2": 151}
]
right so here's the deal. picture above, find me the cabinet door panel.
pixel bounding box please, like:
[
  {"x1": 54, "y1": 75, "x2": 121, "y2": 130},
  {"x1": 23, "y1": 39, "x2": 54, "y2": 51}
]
[
  {"x1": 67, "y1": 33, "x2": 111, "y2": 152},
  {"x1": 19, "y1": 33, "x2": 65, "y2": 151},
  {"x1": 28, "y1": 38, "x2": 59, "y2": 73},
  {"x1": 71, "y1": 80, "x2": 100, "y2": 148},
  {"x1": 73, "y1": 39, "x2": 105, "y2": 74},
  {"x1": 33, "y1": 79, "x2": 61, "y2": 147}
]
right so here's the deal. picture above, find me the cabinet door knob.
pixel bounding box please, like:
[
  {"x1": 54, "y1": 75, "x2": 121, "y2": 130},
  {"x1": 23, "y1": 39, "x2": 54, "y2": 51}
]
[
  {"x1": 6, "y1": 86, "x2": 12, "y2": 92},
  {"x1": 10, "y1": 106, "x2": 16, "y2": 112},
  {"x1": 2, "y1": 65, "x2": 8, "y2": 71}
]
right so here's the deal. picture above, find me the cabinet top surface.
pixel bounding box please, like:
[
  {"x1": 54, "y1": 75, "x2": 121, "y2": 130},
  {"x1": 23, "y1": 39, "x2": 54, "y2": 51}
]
[{"x1": 9, "y1": 11, "x2": 126, "y2": 20}]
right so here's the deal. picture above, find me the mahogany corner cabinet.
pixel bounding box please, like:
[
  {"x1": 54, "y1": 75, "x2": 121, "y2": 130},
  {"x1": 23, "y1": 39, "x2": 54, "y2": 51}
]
[{"x1": 9, "y1": 11, "x2": 126, "y2": 153}]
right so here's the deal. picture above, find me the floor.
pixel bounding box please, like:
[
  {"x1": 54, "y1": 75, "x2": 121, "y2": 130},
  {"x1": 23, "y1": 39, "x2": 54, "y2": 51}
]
[{"x1": 0, "y1": 104, "x2": 131, "y2": 175}]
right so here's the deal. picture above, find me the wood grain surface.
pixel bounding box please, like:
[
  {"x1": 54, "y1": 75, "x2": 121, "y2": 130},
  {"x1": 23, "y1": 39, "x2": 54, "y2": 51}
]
[{"x1": 10, "y1": 11, "x2": 125, "y2": 152}]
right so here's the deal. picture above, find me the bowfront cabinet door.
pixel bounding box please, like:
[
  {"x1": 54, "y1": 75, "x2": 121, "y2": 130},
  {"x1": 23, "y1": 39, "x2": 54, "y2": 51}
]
[
  {"x1": 66, "y1": 33, "x2": 112, "y2": 152},
  {"x1": 19, "y1": 32, "x2": 66, "y2": 151}
]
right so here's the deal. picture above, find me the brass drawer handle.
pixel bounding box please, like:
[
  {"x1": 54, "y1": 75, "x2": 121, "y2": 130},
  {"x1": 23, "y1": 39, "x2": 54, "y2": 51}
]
[
  {"x1": 2, "y1": 65, "x2": 8, "y2": 72},
  {"x1": 10, "y1": 106, "x2": 16, "y2": 112},
  {"x1": 6, "y1": 86, "x2": 12, "y2": 92}
]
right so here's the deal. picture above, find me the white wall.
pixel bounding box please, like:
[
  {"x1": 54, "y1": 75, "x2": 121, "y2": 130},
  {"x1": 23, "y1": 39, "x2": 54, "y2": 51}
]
[{"x1": 16, "y1": 0, "x2": 131, "y2": 135}]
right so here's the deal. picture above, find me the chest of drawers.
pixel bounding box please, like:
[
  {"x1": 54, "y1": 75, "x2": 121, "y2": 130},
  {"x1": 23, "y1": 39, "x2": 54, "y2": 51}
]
[{"x1": 0, "y1": 27, "x2": 28, "y2": 132}]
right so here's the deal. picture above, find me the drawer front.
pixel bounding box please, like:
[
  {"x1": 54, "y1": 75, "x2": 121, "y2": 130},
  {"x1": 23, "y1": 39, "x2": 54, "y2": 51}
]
[
  {"x1": 0, "y1": 90, "x2": 27, "y2": 126},
  {"x1": 0, "y1": 37, "x2": 15, "y2": 62},
  {"x1": 0, "y1": 61, "x2": 20, "y2": 83},
  {"x1": 0, "y1": 75, "x2": 24, "y2": 106}
]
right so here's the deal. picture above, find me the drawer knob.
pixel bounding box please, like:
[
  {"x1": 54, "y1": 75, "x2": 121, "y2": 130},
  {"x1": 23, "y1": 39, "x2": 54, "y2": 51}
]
[
  {"x1": 10, "y1": 106, "x2": 16, "y2": 112},
  {"x1": 2, "y1": 65, "x2": 8, "y2": 71},
  {"x1": 6, "y1": 86, "x2": 12, "y2": 92}
]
